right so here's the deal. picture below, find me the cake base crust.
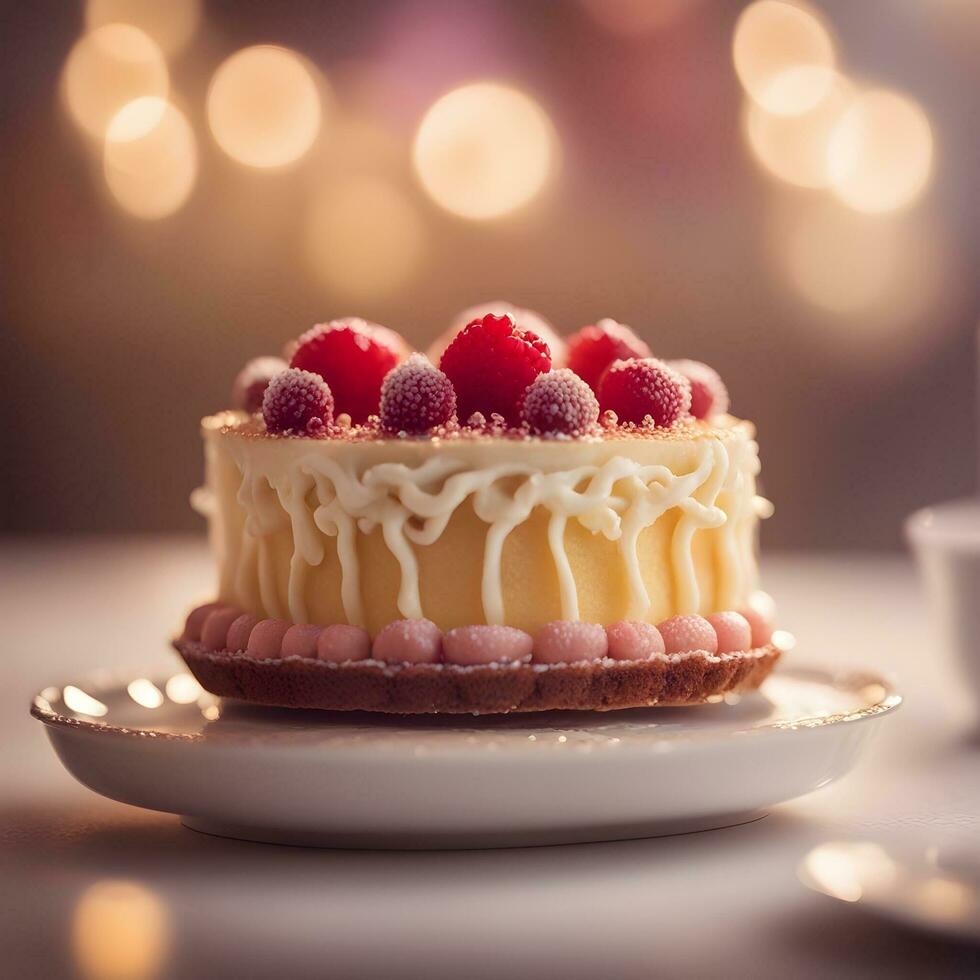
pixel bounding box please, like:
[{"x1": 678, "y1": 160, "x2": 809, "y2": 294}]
[{"x1": 174, "y1": 641, "x2": 780, "y2": 714}]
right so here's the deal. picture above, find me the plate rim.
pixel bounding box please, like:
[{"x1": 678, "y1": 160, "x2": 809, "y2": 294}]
[{"x1": 30, "y1": 665, "x2": 902, "y2": 746}]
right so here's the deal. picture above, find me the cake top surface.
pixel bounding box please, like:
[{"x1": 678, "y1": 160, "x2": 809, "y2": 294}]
[{"x1": 223, "y1": 308, "x2": 739, "y2": 445}]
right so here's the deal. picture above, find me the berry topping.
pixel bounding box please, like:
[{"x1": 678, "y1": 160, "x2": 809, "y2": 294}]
[
  {"x1": 533, "y1": 621, "x2": 608, "y2": 664},
  {"x1": 520, "y1": 369, "x2": 600, "y2": 436},
  {"x1": 428, "y1": 301, "x2": 565, "y2": 366},
  {"x1": 379, "y1": 353, "x2": 457, "y2": 434},
  {"x1": 706, "y1": 612, "x2": 752, "y2": 654},
  {"x1": 565, "y1": 318, "x2": 652, "y2": 391},
  {"x1": 232, "y1": 356, "x2": 288, "y2": 414},
  {"x1": 658, "y1": 615, "x2": 718, "y2": 654},
  {"x1": 667, "y1": 359, "x2": 730, "y2": 420},
  {"x1": 261, "y1": 368, "x2": 334, "y2": 435},
  {"x1": 289, "y1": 318, "x2": 406, "y2": 423},
  {"x1": 597, "y1": 358, "x2": 691, "y2": 428},
  {"x1": 440, "y1": 313, "x2": 551, "y2": 425}
]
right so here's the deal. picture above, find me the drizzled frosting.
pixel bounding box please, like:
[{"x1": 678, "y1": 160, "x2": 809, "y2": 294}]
[{"x1": 197, "y1": 413, "x2": 771, "y2": 634}]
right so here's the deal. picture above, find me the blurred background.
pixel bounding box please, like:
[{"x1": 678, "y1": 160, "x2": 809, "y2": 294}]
[{"x1": 1, "y1": 0, "x2": 977, "y2": 547}]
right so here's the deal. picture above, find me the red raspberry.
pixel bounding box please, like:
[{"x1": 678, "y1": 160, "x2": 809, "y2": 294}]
[
  {"x1": 380, "y1": 354, "x2": 457, "y2": 434},
  {"x1": 290, "y1": 318, "x2": 406, "y2": 423},
  {"x1": 667, "y1": 359, "x2": 730, "y2": 420},
  {"x1": 439, "y1": 313, "x2": 551, "y2": 426},
  {"x1": 520, "y1": 369, "x2": 599, "y2": 436},
  {"x1": 565, "y1": 318, "x2": 652, "y2": 391},
  {"x1": 232, "y1": 356, "x2": 287, "y2": 413},
  {"x1": 598, "y1": 358, "x2": 691, "y2": 428},
  {"x1": 262, "y1": 368, "x2": 334, "y2": 435}
]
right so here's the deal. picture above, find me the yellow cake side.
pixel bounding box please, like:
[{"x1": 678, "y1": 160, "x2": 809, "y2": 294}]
[{"x1": 195, "y1": 414, "x2": 769, "y2": 635}]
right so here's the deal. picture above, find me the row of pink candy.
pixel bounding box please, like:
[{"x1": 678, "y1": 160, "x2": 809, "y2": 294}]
[{"x1": 182, "y1": 603, "x2": 774, "y2": 667}]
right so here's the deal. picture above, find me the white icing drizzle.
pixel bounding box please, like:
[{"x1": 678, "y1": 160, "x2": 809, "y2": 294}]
[{"x1": 203, "y1": 423, "x2": 767, "y2": 628}]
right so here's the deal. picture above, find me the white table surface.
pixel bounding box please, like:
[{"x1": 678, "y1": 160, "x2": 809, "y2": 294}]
[{"x1": 1, "y1": 538, "x2": 978, "y2": 979}]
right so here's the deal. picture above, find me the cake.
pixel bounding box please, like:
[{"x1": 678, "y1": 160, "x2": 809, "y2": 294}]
[{"x1": 176, "y1": 310, "x2": 780, "y2": 713}]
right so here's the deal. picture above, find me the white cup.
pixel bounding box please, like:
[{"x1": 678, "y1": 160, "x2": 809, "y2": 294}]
[{"x1": 906, "y1": 498, "x2": 980, "y2": 710}]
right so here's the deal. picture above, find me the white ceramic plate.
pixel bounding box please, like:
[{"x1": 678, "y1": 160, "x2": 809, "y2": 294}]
[
  {"x1": 32, "y1": 666, "x2": 900, "y2": 849},
  {"x1": 800, "y1": 839, "x2": 980, "y2": 944}
]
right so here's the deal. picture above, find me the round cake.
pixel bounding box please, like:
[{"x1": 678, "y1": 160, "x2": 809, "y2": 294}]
[{"x1": 176, "y1": 310, "x2": 781, "y2": 713}]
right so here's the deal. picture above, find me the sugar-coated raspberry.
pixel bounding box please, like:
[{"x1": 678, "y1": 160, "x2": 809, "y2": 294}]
[
  {"x1": 440, "y1": 313, "x2": 551, "y2": 426},
  {"x1": 597, "y1": 357, "x2": 691, "y2": 427},
  {"x1": 232, "y1": 356, "x2": 287, "y2": 413},
  {"x1": 706, "y1": 612, "x2": 752, "y2": 654},
  {"x1": 605, "y1": 620, "x2": 665, "y2": 661},
  {"x1": 379, "y1": 354, "x2": 457, "y2": 434},
  {"x1": 565, "y1": 318, "x2": 652, "y2": 391},
  {"x1": 290, "y1": 318, "x2": 406, "y2": 423},
  {"x1": 372, "y1": 618, "x2": 443, "y2": 664},
  {"x1": 443, "y1": 625, "x2": 534, "y2": 665},
  {"x1": 667, "y1": 359, "x2": 730, "y2": 420},
  {"x1": 533, "y1": 621, "x2": 608, "y2": 664},
  {"x1": 520, "y1": 369, "x2": 600, "y2": 436},
  {"x1": 262, "y1": 368, "x2": 334, "y2": 435},
  {"x1": 428, "y1": 301, "x2": 565, "y2": 367},
  {"x1": 658, "y1": 615, "x2": 718, "y2": 654}
]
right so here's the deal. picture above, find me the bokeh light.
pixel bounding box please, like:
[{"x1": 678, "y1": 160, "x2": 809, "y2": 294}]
[
  {"x1": 413, "y1": 82, "x2": 555, "y2": 220},
  {"x1": 85, "y1": 0, "x2": 202, "y2": 57},
  {"x1": 104, "y1": 98, "x2": 197, "y2": 219},
  {"x1": 827, "y1": 88, "x2": 934, "y2": 213},
  {"x1": 73, "y1": 880, "x2": 168, "y2": 980},
  {"x1": 207, "y1": 46, "x2": 323, "y2": 169},
  {"x1": 306, "y1": 175, "x2": 426, "y2": 299},
  {"x1": 61, "y1": 23, "x2": 168, "y2": 139},
  {"x1": 744, "y1": 72, "x2": 852, "y2": 188},
  {"x1": 770, "y1": 200, "x2": 950, "y2": 364},
  {"x1": 733, "y1": 1, "x2": 836, "y2": 116}
]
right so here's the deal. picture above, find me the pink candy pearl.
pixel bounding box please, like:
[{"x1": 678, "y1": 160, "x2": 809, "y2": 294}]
[
  {"x1": 606, "y1": 621, "x2": 666, "y2": 661},
  {"x1": 534, "y1": 621, "x2": 608, "y2": 665},
  {"x1": 226, "y1": 614, "x2": 258, "y2": 652},
  {"x1": 318, "y1": 625, "x2": 371, "y2": 663},
  {"x1": 201, "y1": 607, "x2": 242, "y2": 652},
  {"x1": 372, "y1": 619, "x2": 442, "y2": 664},
  {"x1": 443, "y1": 625, "x2": 533, "y2": 666},
  {"x1": 707, "y1": 612, "x2": 752, "y2": 654},
  {"x1": 246, "y1": 619, "x2": 291, "y2": 659},
  {"x1": 182, "y1": 602, "x2": 222, "y2": 642},
  {"x1": 739, "y1": 607, "x2": 773, "y2": 648},
  {"x1": 281, "y1": 624, "x2": 322, "y2": 659},
  {"x1": 658, "y1": 615, "x2": 718, "y2": 654}
]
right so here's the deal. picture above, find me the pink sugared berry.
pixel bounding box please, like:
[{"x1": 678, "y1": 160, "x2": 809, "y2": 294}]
[
  {"x1": 201, "y1": 607, "x2": 242, "y2": 652},
  {"x1": 246, "y1": 619, "x2": 291, "y2": 659},
  {"x1": 442, "y1": 625, "x2": 533, "y2": 665},
  {"x1": 533, "y1": 621, "x2": 608, "y2": 664},
  {"x1": 566, "y1": 319, "x2": 652, "y2": 392},
  {"x1": 667, "y1": 359, "x2": 729, "y2": 420},
  {"x1": 440, "y1": 313, "x2": 551, "y2": 426},
  {"x1": 520, "y1": 369, "x2": 600, "y2": 436},
  {"x1": 598, "y1": 358, "x2": 691, "y2": 428},
  {"x1": 657, "y1": 615, "x2": 718, "y2": 654},
  {"x1": 372, "y1": 618, "x2": 443, "y2": 664},
  {"x1": 706, "y1": 612, "x2": 752, "y2": 653},
  {"x1": 232, "y1": 356, "x2": 288, "y2": 413},
  {"x1": 739, "y1": 607, "x2": 774, "y2": 648},
  {"x1": 380, "y1": 353, "x2": 457, "y2": 434},
  {"x1": 281, "y1": 624, "x2": 322, "y2": 659},
  {"x1": 605, "y1": 620, "x2": 666, "y2": 661},
  {"x1": 290, "y1": 319, "x2": 406, "y2": 423},
  {"x1": 317, "y1": 624, "x2": 371, "y2": 663},
  {"x1": 226, "y1": 614, "x2": 258, "y2": 652},
  {"x1": 262, "y1": 368, "x2": 334, "y2": 435}
]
